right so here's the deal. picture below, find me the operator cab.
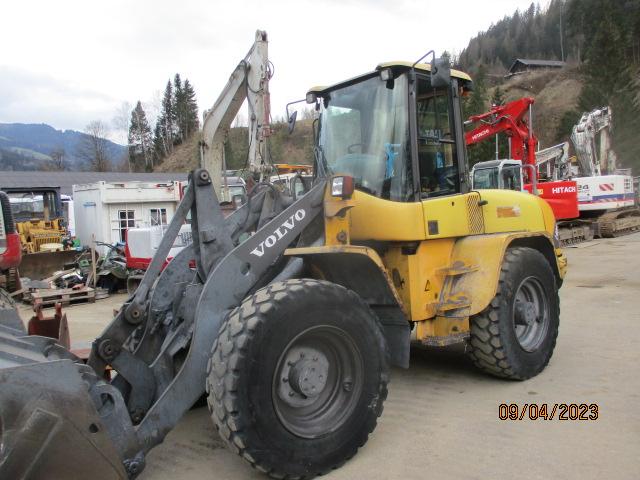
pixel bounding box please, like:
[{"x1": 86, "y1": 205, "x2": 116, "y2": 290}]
[
  {"x1": 307, "y1": 59, "x2": 473, "y2": 203},
  {"x1": 471, "y1": 159, "x2": 524, "y2": 191},
  {"x1": 4, "y1": 188, "x2": 63, "y2": 223}
]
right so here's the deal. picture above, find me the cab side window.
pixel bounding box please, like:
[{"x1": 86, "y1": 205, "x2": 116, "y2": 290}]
[
  {"x1": 416, "y1": 77, "x2": 460, "y2": 198},
  {"x1": 501, "y1": 165, "x2": 522, "y2": 191}
]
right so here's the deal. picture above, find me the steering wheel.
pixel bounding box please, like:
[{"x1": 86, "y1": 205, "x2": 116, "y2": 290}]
[{"x1": 347, "y1": 143, "x2": 365, "y2": 154}]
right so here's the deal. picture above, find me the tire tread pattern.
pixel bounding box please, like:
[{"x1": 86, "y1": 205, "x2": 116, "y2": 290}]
[
  {"x1": 205, "y1": 278, "x2": 388, "y2": 479},
  {"x1": 467, "y1": 247, "x2": 560, "y2": 380}
]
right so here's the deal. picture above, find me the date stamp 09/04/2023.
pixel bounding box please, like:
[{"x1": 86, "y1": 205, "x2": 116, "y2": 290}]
[{"x1": 498, "y1": 403, "x2": 599, "y2": 421}]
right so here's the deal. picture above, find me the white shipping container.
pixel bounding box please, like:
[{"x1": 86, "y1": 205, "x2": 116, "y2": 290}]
[{"x1": 72, "y1": 181, "x2": 182, "y2": 253}]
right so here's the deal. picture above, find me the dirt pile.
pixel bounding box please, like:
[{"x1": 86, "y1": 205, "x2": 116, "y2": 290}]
[{"x1": 490, "y1": 66, "x2": 583, "y2": 147}]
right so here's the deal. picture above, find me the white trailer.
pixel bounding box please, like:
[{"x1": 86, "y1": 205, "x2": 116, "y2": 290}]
[{"x1": 72, "y1": 181, "x2": 182, "y2": 253}]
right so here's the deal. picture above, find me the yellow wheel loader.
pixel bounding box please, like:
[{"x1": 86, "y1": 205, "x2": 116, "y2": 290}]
[{"x1": 0, "y1": 55, "x2": 566, "y2": 479}]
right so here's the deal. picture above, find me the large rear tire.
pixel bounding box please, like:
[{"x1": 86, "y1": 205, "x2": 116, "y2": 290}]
[
  {"x1": 206, "y1": 279, "x2": 389, "y2": 479},
  {"x1": 0, "y1": 287, "x2": 24, "y2": 332},
  {"x1": 467, "y1": 247, "x2": 560, "y2": 380}
]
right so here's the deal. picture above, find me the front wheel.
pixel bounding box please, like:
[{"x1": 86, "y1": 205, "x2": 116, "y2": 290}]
[
  {"x1": 206, "y1": 279, "x2": 389, "y2": 478},
  {"x1": 467, "y1": 247, "x2": 560, "y2": 380}
]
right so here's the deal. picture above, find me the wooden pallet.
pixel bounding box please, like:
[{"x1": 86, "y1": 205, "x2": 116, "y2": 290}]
[{"x1": 27, "y1": 287, "x2": 96, "y2": 307}]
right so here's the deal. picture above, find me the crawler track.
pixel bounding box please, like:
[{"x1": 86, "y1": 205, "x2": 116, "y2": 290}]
[{"x1": 597, "y1": 208, "x2": 640, "y2": 238}]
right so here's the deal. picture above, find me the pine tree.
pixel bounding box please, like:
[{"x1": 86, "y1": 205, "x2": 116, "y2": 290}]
[
  {"x1": 156, "y1": 80, "x2": 176, "y2": 158},
  {"x1": 173, "y1": 73, "x2": 185, "y2": 142},
  {"x1": 463, "y1": 65, "x2": 495, "y2": 165},
  {"x1": 490, "y1": 86, "x2": 509, "y2": 159},
  {"x1": 170, "y1": 74, "x2": 199, "y2": 142},
  {"x1": 182, "y1": 79, "x2": 199, "y2": 138},
  {"x1": 152, "y1": 122, "x2": 165, "y2": 167},
  {"x1": 573, "y1": 0, "x2": 640, "y2": 169},
  {"x1": 128, "y1": 101, "x2": 154, "y2": 171}
]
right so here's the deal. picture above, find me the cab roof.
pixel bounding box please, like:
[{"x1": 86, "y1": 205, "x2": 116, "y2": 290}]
[{"x1": 307, "y1": 61, "x2": 472, "y2": 96}]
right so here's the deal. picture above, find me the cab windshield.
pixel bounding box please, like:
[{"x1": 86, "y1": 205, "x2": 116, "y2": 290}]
[
  {"x1": 8, "y1": 191, "x2": 60, "y2": 222},
  {"x1": 317, "y1": 74, "x2": 411, "y2": 201},
  {"x1": 472, "y1": 168, "x2": 499, "y2": 189}
]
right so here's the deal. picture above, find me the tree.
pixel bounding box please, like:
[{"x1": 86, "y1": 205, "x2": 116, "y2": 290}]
[
  {"x1": 463, "y1": 65, "x2": 495, "y2": 165},
  {"x1": 128, "y1": 101, "x2": 154, "y2": 171},
  {"x1": 172, "y1": 74, "x2": 199, "y2": 141},
  {"x1": 173, "y1": 74, "x2": 185, "y2": 142},
  {"x1": 182, "y1": 79, "x2": 199, "y2": 138},
  {"x1": 490, "y1": 86, "x2": 509, "y2": 159},
  {"x1": 112, "y1": 101, "x2": 133, "y2": 146},
  {"x1": 47, "y1": 147, "x2": 66, "y2": 170},
  {"x1": 156, "y1": 80, "x2": 176, "y2": 158},
  {"x1": 153, "y1": 122, "x2": 165, "y2": 166},
  {"x1": 112, "y1": 101, "x2": 133, "y2": 171},
  {"x1": 571, "y1": 0, "x2": 640, "y2": 170},
  {"x1": 77, "y1": 120, "x2": 112, "y2": 171}
]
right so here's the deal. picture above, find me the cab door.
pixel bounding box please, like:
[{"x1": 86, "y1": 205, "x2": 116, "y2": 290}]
[{"x1": 412, "y1": 75, "x2": 478, "y2": 238}]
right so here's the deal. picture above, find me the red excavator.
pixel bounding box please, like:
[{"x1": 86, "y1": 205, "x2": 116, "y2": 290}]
[
  {"x1": 467, "y1": 97, "x2": 640, "y2": 243},
  {"x1": 465, "y1": 97, "x2": 579, "y2": 221}
]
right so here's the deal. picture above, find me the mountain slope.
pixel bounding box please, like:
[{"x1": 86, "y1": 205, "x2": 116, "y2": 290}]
[
  {"x1": 0, "y1": 123, "x2": 126, "y2": 170},
  {"x1": 489, "y1": 66, "x2": 583, "y2": 147}
]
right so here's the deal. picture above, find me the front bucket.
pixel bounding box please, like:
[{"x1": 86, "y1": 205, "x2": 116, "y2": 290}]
[{"x1": 0, "y1": 325, "x2": 127, "y2": 479}]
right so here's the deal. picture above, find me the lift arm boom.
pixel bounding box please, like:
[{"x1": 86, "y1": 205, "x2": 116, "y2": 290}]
[{"x1": 201, "y1": 30, "x2": 272, "y2": 199}]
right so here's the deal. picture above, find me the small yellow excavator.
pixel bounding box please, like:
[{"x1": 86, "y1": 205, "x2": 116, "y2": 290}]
[{"x1": 0, "y1": 38, "x2": 565, "y2": 479}]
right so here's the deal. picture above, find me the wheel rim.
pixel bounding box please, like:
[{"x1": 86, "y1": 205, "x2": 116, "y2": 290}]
[
  {"x1": 272, "y1": 325, "x2": 363, "y2": 439},
  {"x1": 512, "y1": 276, "x2": 550, "y2": 352}
]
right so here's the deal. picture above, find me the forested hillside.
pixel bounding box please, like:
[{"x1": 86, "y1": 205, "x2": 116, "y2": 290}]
[
  {"x1": 459, "y1": 1, "x2": 569, "y2": 74},
  {"x1": 0, "y1": 123, "x2": 126, "y2": 171},
  {"x1": 457, "y1": 0, "x2": 640, "y2": 175},
  {"x1": 155, "y1": 119, "x2": 314, "y2": 173},
  {"x1": 127, "y1": 73, "x2": 200, "y2": 172},
  {"x1": 459, "y1": 0, "x2": 640, "y2": 171}
]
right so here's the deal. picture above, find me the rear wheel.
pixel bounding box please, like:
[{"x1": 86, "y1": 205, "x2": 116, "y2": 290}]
[
  {"x1": 0, "y1": 287, "x2": 24, "y2": 332},
  {"x1": 467, "y1": 247, "x2": 560, "y2": 380},
  {"x1": 206, "y1": 279, "x2": 389, "y2": 478}
]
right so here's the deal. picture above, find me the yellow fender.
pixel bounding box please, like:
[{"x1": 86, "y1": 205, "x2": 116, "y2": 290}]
[{"x1": 449, "y1": 232, "x2": 564, "y2": 318}]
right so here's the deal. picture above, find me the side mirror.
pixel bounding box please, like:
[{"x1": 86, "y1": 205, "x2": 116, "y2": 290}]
[
  {"x1": 288, "y1": 110, "x2": 298, "y2": 134},
  {"x1": 430, "y1": 56, "x2": 451, "y2": 89},
  {"x1": 286, "y1": 99, "x2": 306, "y2": 135}
]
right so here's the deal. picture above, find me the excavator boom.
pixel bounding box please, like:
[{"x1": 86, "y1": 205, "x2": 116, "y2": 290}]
[
  {"x1": 466, "y1": 97, "x2": 579, "y2": 221},
  {"x1": 465, "y1": 97, "x2": 537, "y2": 179}
]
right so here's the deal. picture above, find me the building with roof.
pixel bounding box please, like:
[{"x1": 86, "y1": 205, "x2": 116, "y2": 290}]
[
  {"x1": 506, "y1": 59, "x2": 566, "y2": 77},
  {"x1": 72, "y1": 180, "x2": 183, "y2": 250},
  {"x1": 0, "y1": 171, "x2": 188, "y2": 197}
]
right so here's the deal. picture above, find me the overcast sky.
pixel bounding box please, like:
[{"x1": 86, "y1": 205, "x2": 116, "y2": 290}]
[{"x1": 0, "y1": 0, "x2": 542, "y2": 144}]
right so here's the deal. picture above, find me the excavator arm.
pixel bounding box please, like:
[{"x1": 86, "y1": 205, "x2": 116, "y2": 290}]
[
  {"x1": 570, "y1": 106, "x2": 617, "y2": 177},
  {"x1": 201, "y1": 30, "x2": 272, "y2": 200},
  {"x1": 466, "y1": 98, "x2": 579, "y2": 222},
  {"x1": 465, "y1": 97, "x2": 538, "y2": 182}
]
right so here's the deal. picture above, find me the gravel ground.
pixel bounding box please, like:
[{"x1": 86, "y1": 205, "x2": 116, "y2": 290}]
[{"x1": 22, "y1": 233, "x2": 640, "y2": 480}]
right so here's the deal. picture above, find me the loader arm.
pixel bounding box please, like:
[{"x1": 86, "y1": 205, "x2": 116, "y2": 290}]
[{"x1": 0, "y1": 169, "x2": 326, "y2": 479}]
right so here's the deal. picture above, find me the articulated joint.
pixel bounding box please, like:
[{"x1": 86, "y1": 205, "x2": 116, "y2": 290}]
[{"x1": 124, "y1": 302, "x2": 145, "y2": 325}]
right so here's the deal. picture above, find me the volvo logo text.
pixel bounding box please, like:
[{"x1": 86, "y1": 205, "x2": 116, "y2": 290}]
[{"x1": 250, "y1": 209, "x2": 306, "y2": 257}]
